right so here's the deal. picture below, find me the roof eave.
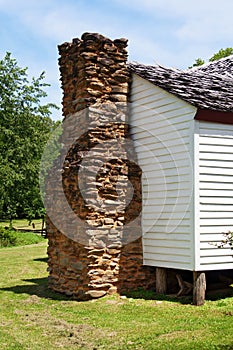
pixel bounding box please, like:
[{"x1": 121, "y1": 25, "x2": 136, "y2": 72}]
[{"x1": 195, "y1": 109, "x2": 233, "y2": 124}]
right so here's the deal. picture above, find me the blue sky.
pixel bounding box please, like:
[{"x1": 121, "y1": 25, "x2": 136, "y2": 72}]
[{"x1": 0, "y1": 0, "x2": 232, "y2": 120}]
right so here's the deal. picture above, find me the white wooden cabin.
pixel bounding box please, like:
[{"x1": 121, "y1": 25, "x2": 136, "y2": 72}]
[{"x1": 128, "y1": 57, "x2": 233, "y2": 300}]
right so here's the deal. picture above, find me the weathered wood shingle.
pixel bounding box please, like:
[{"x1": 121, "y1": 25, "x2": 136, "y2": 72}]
[
  {"x1": 188, "y1": 55, "x2": 233, "y2": 79},
  {"x1": 128, "y1": 56, "x2": 233, "y2": 112}
]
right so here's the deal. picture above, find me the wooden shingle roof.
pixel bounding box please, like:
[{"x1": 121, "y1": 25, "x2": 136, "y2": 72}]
[
  {"x1": 188, "y1": 55, "x2": 233, "y2": 79},
  {"x1": 128, "y1": 56, "x2": 233, "y2": 112}
]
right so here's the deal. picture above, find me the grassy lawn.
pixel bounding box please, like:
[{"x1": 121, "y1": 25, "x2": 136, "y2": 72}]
[
  {"x1": 0, "y1": 242, "x2": 233, "y2": 349},
  {"x1": 0, "y1": 218, "x2": 43, "y2": 230}
]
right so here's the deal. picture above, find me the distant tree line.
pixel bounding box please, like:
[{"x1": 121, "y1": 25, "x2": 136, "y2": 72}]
[
  {"x1": 0, "y1": 53, "x2": 59, "y2": 223},
  {"x1": 189, "y1": 48, "x2": 233, "y2": 68}
]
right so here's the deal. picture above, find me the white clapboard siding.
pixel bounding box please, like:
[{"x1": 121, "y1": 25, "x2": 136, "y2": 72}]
[
  {"x1": 200, "y1": 248, "x2": 233, "y2": 257},
  {"x1": 144, "y1": 232, "x2": 191, "y2": 241},
  {"x1": 200, "y1": 227, "x2": 233, "y2": 235},
  {"x1": 199, "y1": 233, "x2": 231, "y2": 242},
  {"x1": 143, "y1": 255, "x2": 191, "y2": 269},
  {"x1": 199, "y1": 123, "x2": 233, "y2": 134},
  {"x1": 196, "y1": 121, "x2": 233, "y2": 270},
  {"x1": 200, "y1": 211, "x2": 233, "y2": 218},
  {"x1": 130, "y1": 74, "x2": 196, "y2": 270}
]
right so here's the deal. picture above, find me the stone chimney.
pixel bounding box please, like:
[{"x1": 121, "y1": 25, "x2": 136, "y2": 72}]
[{"x1": 46, "y1": 33, "x2": 156, "y2": 300}]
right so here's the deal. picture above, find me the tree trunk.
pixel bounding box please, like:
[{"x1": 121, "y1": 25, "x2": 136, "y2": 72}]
[
  {"x1": 156, "y1": 267, "x2": 167, "y2": 294},
  {"x1": 193, "y1": 272, "x2": 206, "y2": 306}
]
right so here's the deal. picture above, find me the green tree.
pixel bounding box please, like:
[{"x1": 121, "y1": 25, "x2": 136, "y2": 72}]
[
  {"x1": 190, "y1": 58, "x2": 205, "y2": 68},
  {"x1": 209, "y1": 47, "x2": 233, "y2": 62},
  {"x1": 0, "y1": 52, "x2": 59, "y2": 222},
  {"x1": 189, "y1": 47, "x2": 233, "y2": 68}
]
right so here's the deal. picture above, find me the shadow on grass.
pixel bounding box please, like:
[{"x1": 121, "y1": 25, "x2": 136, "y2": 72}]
[
  {"x1": 0, "y1": 277, "x2": 71, "y2": 301},
  {"x1": 2, "y1": 255, "x2": 233, "y2": 304},
  {"x1": 124, "y1": 289, "x2": 193, "y2": 305},
  {"x1": 0, "y1": 251, "x2": 71, "y2": 300},
  {"x1": 205, "y1": 287, "x2": 233, "y2": 301},
  {"x1": 0, "y1": 281, "x2": 193, "y2": 304},
  {"x1": 124, "y1": 287, "x2": 233, "y2": 305},
  {"x1": 2, "y1": 280, "x2": 233, "y2": 305},
  {"x1": 33, "y1": 257, "x2": 48, "y2": 263}
]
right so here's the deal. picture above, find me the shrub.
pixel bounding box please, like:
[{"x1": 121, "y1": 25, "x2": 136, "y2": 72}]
[
  {"x1": 0, "y1": 227, "x2": 17, "y2": 247},
  {"x1": 215, "y1": 231, "x2": 233, "y2": 249},
  {"x1": 0, "y1": 227, "x2": 45, "y2": 248},
  {"x1": 14, "y1": 231, "x2": 45, "y2": 246}
]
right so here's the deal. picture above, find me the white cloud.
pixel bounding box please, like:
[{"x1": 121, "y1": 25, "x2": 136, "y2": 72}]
[
  {"x1": 123, "y1": 0, "x2": 233, "y2": 67},
  {"x1": 113, "y1": 0, "x2": 233, "y2": 18},
  {"x1": 1, "y1": 0, "x2": 232, "y2": 119},
  {"x1": 2, "y1": 0, "x2": 232, "y2": 65},
  {"x1": 112, "y1": 0, "x2": 233, "y2": 44},
  {"x1": 22, "y1": 6, "x2": 85, "y2": 42},
  {"x1": 176, "y1": 16, "x2": 233, "y2": 44}
]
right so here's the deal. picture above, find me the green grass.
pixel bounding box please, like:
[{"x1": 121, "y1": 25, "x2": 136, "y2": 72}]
[
  {"x1": 0, "y1": 242, "x2": 233, "y2": 349},
  {"x1": 8, "y1": 231, "x2": 45, "y2": 246},
  {"x1": 0, "y1": 218, "x2": 43, "y2": 230},
  {"x1": 0, "y1": 228, "x2": 45, "y2": 248}
]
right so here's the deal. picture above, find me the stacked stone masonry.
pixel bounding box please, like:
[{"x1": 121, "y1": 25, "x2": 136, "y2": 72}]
[{"x1": 46, "y1": 33, "x2": 156, "y2": 300}]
